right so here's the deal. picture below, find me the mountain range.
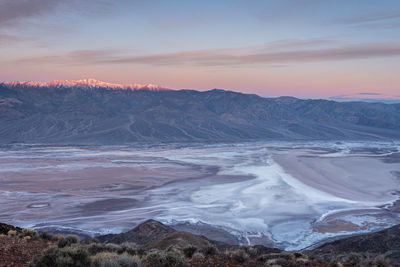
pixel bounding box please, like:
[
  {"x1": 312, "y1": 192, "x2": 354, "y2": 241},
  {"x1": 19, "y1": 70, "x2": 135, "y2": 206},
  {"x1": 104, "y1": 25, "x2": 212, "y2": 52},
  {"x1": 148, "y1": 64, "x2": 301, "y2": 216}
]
[{"x1": 1, "y1": 79, "x2": 400, "y2": 144}]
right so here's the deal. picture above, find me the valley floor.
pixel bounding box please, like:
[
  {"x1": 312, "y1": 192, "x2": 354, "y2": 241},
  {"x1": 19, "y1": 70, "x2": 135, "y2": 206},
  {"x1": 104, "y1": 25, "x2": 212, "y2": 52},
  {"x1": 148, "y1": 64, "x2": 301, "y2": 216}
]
[{"x1": 1, "y1": 142, "x2": 400, "y2": 250}]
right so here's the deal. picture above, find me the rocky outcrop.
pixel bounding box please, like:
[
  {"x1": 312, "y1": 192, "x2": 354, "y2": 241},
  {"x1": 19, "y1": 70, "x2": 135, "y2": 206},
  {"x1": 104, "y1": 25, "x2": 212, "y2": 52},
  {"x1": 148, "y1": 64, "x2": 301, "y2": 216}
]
[
  {"x1": 0, "y1": 222, "x2": 21, "y2": 235},
  {"x1": 143, "y1": 231, "x2": 212, "y2": 250},
  {"x1": 96, "y1": 219, "x2": 176, "y2": 245},
  {"x1": 2, "y1": 219, "x2": 400, "y2": 266},
  {"x1": 311, "y1": 224, "x2": 400, "y2": 264}
]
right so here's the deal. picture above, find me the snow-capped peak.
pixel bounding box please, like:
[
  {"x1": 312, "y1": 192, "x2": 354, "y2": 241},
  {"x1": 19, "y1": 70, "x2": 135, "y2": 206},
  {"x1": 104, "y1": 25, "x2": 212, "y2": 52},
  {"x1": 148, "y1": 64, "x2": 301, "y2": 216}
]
[{"x1": 3, "y1": 78, "x2": 167, "y2": 91}]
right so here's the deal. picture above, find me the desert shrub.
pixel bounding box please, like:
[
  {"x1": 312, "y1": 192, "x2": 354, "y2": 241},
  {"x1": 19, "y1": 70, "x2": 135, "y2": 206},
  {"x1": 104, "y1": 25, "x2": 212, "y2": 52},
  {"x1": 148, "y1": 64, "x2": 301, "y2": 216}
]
[
  {"x1": 293, "y1": 252, "x2": 305, "y2": 258},
  {"x1": 57, "y1": 237, "x2": 69, "y2": 248},
  {"x1": 142, "y1": 250, "x2": 187, "y2": 267},
  {"x1": 117, "y1": 242, "x2": 137, "y2": 255},
  {"x1": 373, "y1": 255, "x2": 390, "y2": 267},
  {"x1": 358, "y1": 254, "x2": 390, "y2": 267},
  {"x1": 200, "y1": 245, "x2": 218, "y2": 256},
  {"x1": 116, "y1": 254, "x2": 141, "y2": 267},
  {"x1": 57, "y1": 235, "x2": 79, "y2": 248},
  {"x1": 92, "y1": 252, "x2": 117, "y2": 266},
  {"x1": 182, "y1": 246, "x2": 197, "y2": 258},
  {"x1": 273, "y1": 257, "x2": 292, "y2": 266},
  {"x1": 31, "y1": 246, "x2": 91, "y2": 267},
  {"x1": 66, "y1": 235, "x2": 79, "y2": 244},
  {"x1": 329, "y1": 256, "x2": 341, "y2": 267},
  {"x1": 86, "y1": 243, "x2": 124, "y2": 255},
  {"x1": 240, "y1": 245, "x2": 258, "y2": 257},
  {"x1": 295, "y1": 257, "x2": 312, "y2": 267},
  {"x1": 88, "y1": 243, "x2": 107, "y2": 255},
  {"x1": 136, "y1": 248, "x2": 146, "y2": 256},
  {"x1": 164, "y1": 251, "x2": 187, "y2": 267},
  {"x1": 191, "y1": 252, "x2": 203, "y2": 259},
  {"x1": 104, "y1": 243, "x2": 120, "y2": 253},
  {"x1": 81, "y1": 237, "x2": 99, "y2": 244},
  {"x1": 257, "y1": 252, "x2": 294, "y2": 262},
  {"x1": 39, "y1": 231, "x2": 56, "y2": 241},
  {"x1": 92, "y1": 252, "x2": 141, "y2": 267},
  {"x1": 21, "y1": 228, "x2": 38, "y2": 239},
  {"x1": 231, "y1": 249, "x2": 249, "y2": 263},
  {"x1": 7, "y1": 230, "x2": 17, "y2": 237},
  {"x1": 343, "y1": 252, "x2": 363, "y2": 266},
  {"x1": 142, "y1": 251, "x2": 164, "y2": 267}
]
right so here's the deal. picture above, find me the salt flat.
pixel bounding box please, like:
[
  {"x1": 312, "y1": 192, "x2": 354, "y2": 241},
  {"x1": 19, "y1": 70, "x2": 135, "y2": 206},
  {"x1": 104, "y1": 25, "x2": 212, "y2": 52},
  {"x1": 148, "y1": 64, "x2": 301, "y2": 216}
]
[{"x1": 0, "y1": 142, "x2": 399, "y2": 249}]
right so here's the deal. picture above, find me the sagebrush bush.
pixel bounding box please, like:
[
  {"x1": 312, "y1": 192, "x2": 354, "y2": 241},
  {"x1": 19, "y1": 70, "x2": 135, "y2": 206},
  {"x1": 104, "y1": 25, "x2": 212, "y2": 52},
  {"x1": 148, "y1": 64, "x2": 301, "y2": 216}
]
[
  {"x1": 273, "y1": 258, "x2": 291, "y2": 266},
  {"x1": 57, "y1": 235, "x2": 79, "y2": 248},
  {"x1": 293, "y1": 252, "x2": 305, "y2": 258},
  {"x1": 142, "y1": 250, "x2": 187, "y2": 267},
  {"x1": 39, "y1": 231, "x2": 56, "y2": 241},
  {"x1": 141, "y1": 251, "x2": 162, "y2": 267},
  {"x1": 66, "y1": 235, "x2": 79, "y2": 244},
  {"x1": 21, "y1": 228, "x2": 38, "y2": 239},
  {"x1": 31, "y1": 246, "x2": 91, "y2": 267},
  {"x1": 88, "y1": 243, "x2": 107, "y2": 255},
  {"x1": 91, "y1": 252, "x2": 118, "y2": 267},
  {"x1": 115, "y1": 254, "x2": 141, "y2": 267},
  {"x1": 231, "y1": 249, "x2": 249, "y2": 263},
  {"x1": 329, "y1": 255, "x2": 341, "y2": 267},
  {"x1": 200, "y1": 245, "x2": 218, "y2": 256},
  {"x1": 82, "y1": 237, "x2": 100, "y2": 244},
  {"x1": 104, "y1": 243, "x2": 120, "y2": 253},
  {"x1": 354, "y1": 254, "x2": 391, "y2": 267},
  {"x1": 164, "y1": 251, "x2": 187, "y2": 267},
  {"x1": 117, "y1": 242, "x2": 138, "y2": 255},
  {"x1": 7, "y1": 230, "x2": 17, "y2": 237},
  {"x1": 182, "y1": 246, "x2": 197, "y2": 258},
  {"x1": 57, "y1": 237, "x2": 69, "y2": 248},
  {"x1": 257, "y1": 252, "x2": 294, "y2": 262},
  {"x1": 191, "y1": 252, "x2": 203, "y2": 259},
  {"x1": 240, "y1": 245, "x2": 257, "y2": 257},
  {"x1": 343, "y1": 252, "x2": 363, "y2": 266},
  {"x1": 372, "y1": 255, "x2": 390, "y2": 267}
]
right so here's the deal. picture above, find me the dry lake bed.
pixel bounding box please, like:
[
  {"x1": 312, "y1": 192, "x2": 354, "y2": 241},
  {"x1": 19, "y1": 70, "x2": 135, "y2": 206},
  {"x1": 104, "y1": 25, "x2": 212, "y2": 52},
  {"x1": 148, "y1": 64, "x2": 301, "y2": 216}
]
[{"x1": 1, "y1": 142, "x2": 400, "y2": 250}]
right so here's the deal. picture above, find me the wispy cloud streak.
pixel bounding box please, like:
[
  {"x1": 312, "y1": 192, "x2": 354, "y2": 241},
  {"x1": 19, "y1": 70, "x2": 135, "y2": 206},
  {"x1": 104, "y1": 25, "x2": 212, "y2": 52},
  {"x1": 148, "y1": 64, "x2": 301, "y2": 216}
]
[
  {"x1": 0, "y1": 33, "x2": 24, "y2": 46},
  {"x1": 0, "y1": 0, "x2": 62, "y2": 26},
  {"x1": 16, "y1": 42, "x2": 400, "y2": 67},
  {"x1": 339, "y1": 12, "x2": 400, "y2": 24},
  {"x1": 0, "y1": 0, "x2": 119, "y2": 27}
]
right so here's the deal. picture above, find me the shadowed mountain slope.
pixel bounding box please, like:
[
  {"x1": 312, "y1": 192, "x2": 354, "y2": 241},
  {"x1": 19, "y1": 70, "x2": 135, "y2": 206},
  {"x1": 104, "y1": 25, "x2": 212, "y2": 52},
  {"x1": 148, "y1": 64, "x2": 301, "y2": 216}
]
[
  {"x1": 1, "y1": 83, "x2": 400, "y2": 144},
  {"x1": 96, "y1": 219, "x2": 175, "y2": 245},
  {"x1": 312, "y1": 224, "x2": 400, "y2": 262}
]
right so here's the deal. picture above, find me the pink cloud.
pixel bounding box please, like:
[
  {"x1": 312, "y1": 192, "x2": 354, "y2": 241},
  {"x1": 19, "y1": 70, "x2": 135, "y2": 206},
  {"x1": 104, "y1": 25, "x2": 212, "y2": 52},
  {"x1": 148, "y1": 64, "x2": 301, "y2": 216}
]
[{"x1": 13, "y1": 42, "x2": 400, "y2": 67}]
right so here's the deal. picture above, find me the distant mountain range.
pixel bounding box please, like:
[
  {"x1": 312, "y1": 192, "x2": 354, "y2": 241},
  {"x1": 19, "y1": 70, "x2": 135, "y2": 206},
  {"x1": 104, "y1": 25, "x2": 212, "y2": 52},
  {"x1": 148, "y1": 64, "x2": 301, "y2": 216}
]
[
  {"x1": 1, "y1": 79, "x2": 400, "y2": 144},
  {"x1": 3, "y1": 78, "x2": 165, "y2": 91}
]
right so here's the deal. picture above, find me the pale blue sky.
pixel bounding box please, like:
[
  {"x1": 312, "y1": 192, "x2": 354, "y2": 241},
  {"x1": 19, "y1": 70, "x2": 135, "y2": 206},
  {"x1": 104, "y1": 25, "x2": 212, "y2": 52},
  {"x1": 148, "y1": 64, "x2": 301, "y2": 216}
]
[{"x1": 1, "y1": 0, "x2": 399, "y2": 98}]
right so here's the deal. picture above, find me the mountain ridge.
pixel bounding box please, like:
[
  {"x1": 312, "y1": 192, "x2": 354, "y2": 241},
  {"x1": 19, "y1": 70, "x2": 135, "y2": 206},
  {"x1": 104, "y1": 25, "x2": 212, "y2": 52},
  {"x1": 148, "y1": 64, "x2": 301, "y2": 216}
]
[
  {"x1": 2, "y1": 78, "x2": 166, "y2": 91},
  {"x1": 1, "y1": 82, "x2": 400, "y2": 144}
]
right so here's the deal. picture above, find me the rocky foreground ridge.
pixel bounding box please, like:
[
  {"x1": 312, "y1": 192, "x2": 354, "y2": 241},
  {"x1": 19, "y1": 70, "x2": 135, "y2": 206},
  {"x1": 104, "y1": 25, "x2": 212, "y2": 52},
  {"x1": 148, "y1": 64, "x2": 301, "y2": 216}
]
[{"x1": 1, "y1": 220, "x2": 399, "y2": 266}]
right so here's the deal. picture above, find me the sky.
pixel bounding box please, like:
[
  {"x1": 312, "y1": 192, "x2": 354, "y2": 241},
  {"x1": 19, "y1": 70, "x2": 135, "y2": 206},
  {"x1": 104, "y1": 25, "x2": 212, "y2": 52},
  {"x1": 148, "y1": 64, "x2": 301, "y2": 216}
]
[{"x1": 0, "y1": 0, "x2": 399, "y2": 99}]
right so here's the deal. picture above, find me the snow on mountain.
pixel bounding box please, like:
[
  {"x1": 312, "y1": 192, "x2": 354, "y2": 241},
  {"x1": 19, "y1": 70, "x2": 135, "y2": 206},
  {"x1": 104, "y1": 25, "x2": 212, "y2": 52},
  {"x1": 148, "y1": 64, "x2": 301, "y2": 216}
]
[{"x1": 2, "y1": 78, "x2": 167, "y2": 91}]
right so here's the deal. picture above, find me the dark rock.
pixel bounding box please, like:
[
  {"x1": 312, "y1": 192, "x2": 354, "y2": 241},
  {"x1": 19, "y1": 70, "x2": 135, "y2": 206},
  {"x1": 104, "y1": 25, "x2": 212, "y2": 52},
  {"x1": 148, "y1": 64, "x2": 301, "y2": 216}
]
[
  {"x1": 311, "y1": 224, "x2": 400, "y2": 265},
  {"x1": 0, "y1": 222, "x2": 22, "y2": 235},
  {"x1": 143, "y1": 231, "x2": 212, "y2": 250},
  {"x1": 96, "y1": 219, "x2": 176, "y2": 245},
  {"x1": 252, "y1": 245, "x2": 282, "y2": 256}
]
